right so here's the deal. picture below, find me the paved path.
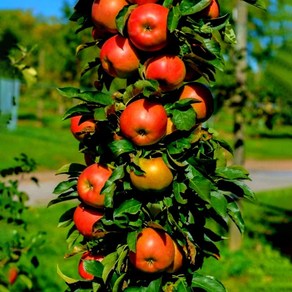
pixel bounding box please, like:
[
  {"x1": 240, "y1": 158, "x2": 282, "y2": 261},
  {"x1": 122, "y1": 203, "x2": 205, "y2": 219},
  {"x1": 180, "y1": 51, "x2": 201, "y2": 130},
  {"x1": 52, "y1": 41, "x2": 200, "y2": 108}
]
[{"x1": 16, "y1": 160, "x2": 292, "y2": 206}]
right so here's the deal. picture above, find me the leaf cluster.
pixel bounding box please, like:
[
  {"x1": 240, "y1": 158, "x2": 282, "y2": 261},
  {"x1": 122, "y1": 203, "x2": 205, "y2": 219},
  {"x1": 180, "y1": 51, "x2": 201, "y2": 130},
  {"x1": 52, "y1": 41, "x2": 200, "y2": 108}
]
[{"x1": 49, "y1": 0, "x2": 260, "y2": 290}]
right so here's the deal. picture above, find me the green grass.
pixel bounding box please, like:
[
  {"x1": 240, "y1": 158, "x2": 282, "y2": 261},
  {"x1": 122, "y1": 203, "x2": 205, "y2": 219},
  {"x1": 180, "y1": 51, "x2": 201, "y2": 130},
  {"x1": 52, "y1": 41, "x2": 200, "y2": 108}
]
[
  {"x1": 201, "y1": 187, "x2": 292, "y2": 291},
  {"x1": 9, "y1": 187, "x2": 291, "y2": 291},
  {"x1": 0, "y1": 119, "x2": 83, "y2": 171},
  {"x1": 23, "y1": 202, "x2": 80, "y2": 292}
]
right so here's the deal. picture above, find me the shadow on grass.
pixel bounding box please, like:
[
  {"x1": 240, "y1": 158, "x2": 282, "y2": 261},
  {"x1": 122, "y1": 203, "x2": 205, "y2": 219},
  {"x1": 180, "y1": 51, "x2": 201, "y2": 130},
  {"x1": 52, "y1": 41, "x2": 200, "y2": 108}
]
[{"x1": 247, "y1": 201, "x2": 292, "y2": 260}]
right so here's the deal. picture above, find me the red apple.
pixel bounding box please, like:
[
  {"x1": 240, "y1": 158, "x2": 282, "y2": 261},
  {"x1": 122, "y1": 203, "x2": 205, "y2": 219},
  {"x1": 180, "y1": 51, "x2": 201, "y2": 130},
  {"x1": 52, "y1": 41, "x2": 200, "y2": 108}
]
[
  {"x1": 178, "y1": 83, "x2": 214, "y2": 122},
  {"x1": 73, "y1": 204, "x2": 104, "y2": 238},
  {"x1": 119, "y1": 98, "x2": 168, "y2": 146},
  {"x1": 127, "y1": 3, "x2": 169, "y2": 52},
  {"x1": 70, "y1": 115, "x2": 97, "y2": 141},
  {"x1": 100, "y1": 34, "x2": 140, "y2": 78},
  {"x1": 128, "y1": 0, "x2": 158, "y2": 4},
  {"x1": 78, "y1": 251, "x2": 104, "y2": 280},
  {"x1": 91, "y1": 0, "x2": 128, "y2": 34},
  {"x1": 77, "y1": 163, "x2": 112, "y2": 208},
  {"x1": 145, "y1": 55, "x2": 186, "y2": 92}
]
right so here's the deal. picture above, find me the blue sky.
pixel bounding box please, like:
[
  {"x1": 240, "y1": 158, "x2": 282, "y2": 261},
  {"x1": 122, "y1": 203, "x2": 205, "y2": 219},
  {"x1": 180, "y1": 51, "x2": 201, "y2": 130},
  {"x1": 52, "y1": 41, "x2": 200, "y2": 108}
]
[{"x1": 0, "y1": 0, "x2": 77, "y2": 18}]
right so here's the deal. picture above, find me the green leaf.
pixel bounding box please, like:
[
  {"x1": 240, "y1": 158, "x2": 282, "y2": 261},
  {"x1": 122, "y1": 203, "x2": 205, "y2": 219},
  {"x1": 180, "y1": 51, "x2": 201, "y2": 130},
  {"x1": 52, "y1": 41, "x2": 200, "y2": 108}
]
[
  {"x1": 58, "y1": 207, "x2": 75, "y2": 228},
  {"x1": 171, "y1": 107, "x2": 197, "y2": 131},
  {"x1": 242, "y1": 0, "x2": 267, "y2": 9},
  {"x1": 53, "y1": 180, "x2": 77, "y2": 195},
  {"x1": 173, "y1": 181, "x2": 188, "y2": 204},
  {"x1": 191, "y1": 272, "x2": 226, "y2": 292},
  {"x1": 146, "y1": 277, "x2": 162, "y2": 292},
  {"x1": 114, "y1": 199, "x2": 142, "y2": 219},
  {"x1": 210, "y1": 191, "x2": 228, "y2": 218},
  {"x1": 116, "y1": 245, "x2": 128, "y2": 273},
  {"x1": 116, "y1": 5, "x2": 135, "y2": 35},
  {"x1": 176, "y1": 277, "x2": 192, "y2": 292},
  {"x1": 127, "y1": 231, "x2": 138, "y2": 252},
  {"x1": 215, "y1": 165, "x2": 250, "y2": 180},
  {"x1": 62, "y1": 103, "x2": 93, "y2": 120},
  {"x1": 102, "y1": 251, "x2": 118, "y2": 283},
  {"x1": 55, "y1": 163, "x2": 86, "y2": 176},
  {"x1": 232, "y1": 180, "x2": 255, "y2": 201},
  {"x1": 227, "y1": 201, "x2": 245, "y2": 233},
  {"x1": 186, "y1": 165, "x2": 212, "y2": 202},
  {"x1": 94, "y1": 107, "x2": 107, "y2": 121},
  {"x1": 108, "y1": 139, "x2": 136, "y2": 157},
  {"x1": 113, "y1": 273, "x2": 126, "y2": 292},
  {"x1": 180, "y1": 0, "x2": 212, "y2": 16},
  {"x1": 57, "y1": 265, "x2": 79, "y2": 284},
  {"x1": 168, "y1": 5, "x2": 181, "y2": 32},
  {"x1": 83, "y1": 260, "x2": 103, "y2": 278},
  {"x1": 57, "y1": 87, "x2": 113, "y2": 105}
]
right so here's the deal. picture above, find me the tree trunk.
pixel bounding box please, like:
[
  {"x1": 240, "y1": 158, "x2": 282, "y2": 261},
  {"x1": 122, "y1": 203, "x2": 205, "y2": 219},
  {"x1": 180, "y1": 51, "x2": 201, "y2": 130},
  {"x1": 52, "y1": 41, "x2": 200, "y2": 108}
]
[{"x1": 229, "y1": 0, "x2": 248, "y2": 251}]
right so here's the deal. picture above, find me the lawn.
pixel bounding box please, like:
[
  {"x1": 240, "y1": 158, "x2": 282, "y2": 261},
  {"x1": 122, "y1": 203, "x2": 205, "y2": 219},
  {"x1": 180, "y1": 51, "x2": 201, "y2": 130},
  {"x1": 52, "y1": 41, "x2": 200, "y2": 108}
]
[{"x1": 12, "y1": 187, "x2": 292, "y2": 291}]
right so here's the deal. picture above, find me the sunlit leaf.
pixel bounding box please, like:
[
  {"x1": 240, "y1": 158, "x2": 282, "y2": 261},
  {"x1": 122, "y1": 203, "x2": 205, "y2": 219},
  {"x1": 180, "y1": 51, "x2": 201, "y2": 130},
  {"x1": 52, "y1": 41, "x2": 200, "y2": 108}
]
[{"x1": 191, "y1": 272, "x2": 226, "y2": 292}]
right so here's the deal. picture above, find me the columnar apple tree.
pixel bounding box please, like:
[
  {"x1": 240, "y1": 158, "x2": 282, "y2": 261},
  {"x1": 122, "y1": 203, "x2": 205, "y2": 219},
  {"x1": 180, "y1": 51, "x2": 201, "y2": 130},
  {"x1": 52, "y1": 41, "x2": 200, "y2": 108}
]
[{"x1": 50, "y1": 0, "x2": 261, "y2": 290}]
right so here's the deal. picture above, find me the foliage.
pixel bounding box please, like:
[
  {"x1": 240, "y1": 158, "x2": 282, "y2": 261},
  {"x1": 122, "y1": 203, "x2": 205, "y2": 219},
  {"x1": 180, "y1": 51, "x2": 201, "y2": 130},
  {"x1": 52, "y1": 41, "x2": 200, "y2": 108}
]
[
  {"x1": 48, "y1": 0, "x2": 264, "y2": 291},
  {"x1": 0, "y1": 154, "x2": 45, "y2": 291}
]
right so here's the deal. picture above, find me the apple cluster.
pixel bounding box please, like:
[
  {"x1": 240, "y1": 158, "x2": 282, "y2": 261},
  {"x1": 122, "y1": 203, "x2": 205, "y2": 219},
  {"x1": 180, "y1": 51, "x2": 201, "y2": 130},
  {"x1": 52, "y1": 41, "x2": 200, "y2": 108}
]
[
  {"x1": 69, "y1": 0, "x2": 220, "y2": 280},
  {"x1": 51, "y1": 0, "x2": 254, "y2": 289}
]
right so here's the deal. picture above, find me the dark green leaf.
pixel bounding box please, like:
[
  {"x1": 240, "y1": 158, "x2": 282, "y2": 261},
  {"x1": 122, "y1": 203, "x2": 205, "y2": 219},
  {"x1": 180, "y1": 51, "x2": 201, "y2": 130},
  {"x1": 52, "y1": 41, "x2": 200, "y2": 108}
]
[
  {"x1": 83, "y1": 260, "x2": 103, "y2": 278},
  {"x1": 53, "y1": 180, "x2": 77, "y2": 195},
  {"x1": 55, "y1": 163, "x2": 86, "y2": 176},
  {"x1": 227, "y1": 201, "x2": 245, "y2": 233},
  {"x1": 171, "y1": 107, "x2": 197, "y2": 131},
  {"x1": 127, "y1": 231, "x2": 138, "y2": 252},
  {"x1": 186, "y1": 165, "x2": 212, "y2": 202},
  {"x1": 102, "y1": 251, "x2": 118, "y2": 283},
  {"x1": 215, "y1": 165, "x2": 250, "y2": 180},
  {"x1": 116, "y1": 5, "x2": 135, "y2": 35},
  {"x1": 232, "y1": 180, "x2": 255, "y2": 201},
  {"x1": 192, "y1": 272, "x2": 226, "y2": 292},
  {"x1": 242, "y1": 0, "x2": 267, "y2": 9},
  {"x1": 168, "y1": 5, "x2": 181, "y2": 32},
  {"x1": 58, "y1": 207, "x2": 75, "y2": 228},
  {"x1": 113, "y1": 273, "x2": 126, "y2": 292},
  {"x1": 210, "y1": 191, "x2": 228, "y2": 218},
  {"x1": 57, "y1": 87, "x2": 113, "y2": 105},
  {"x1": 62, "y1": 104, "x2": 93, "y2": 120},
  {"x1": 108, "y1": 139, "x2": 136, "y2": 157},
  {"x1": 180, "y1": 0, "x2": 211, "y2": 16},
  {"x1": 173, "y1": 181, "x2": 188, "y2": 204},
  {"x1": 114, "y1": 199, "x2": 142, "y2": 219}
]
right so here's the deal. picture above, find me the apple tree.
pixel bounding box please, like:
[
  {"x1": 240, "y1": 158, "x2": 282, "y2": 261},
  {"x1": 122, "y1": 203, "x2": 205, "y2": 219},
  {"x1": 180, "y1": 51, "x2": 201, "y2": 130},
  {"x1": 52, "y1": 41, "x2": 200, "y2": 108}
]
[{"x1": 50, "y1": 0, "x2": 262, "y2": 290}]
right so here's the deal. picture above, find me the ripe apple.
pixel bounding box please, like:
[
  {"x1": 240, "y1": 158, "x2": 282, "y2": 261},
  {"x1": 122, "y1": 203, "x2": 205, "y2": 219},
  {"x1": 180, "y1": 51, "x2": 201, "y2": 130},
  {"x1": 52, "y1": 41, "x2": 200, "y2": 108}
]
[
  {"x1": 91, "y1": 25, "x2": 108, "y2": 40},
  {"x1": 77, "y1": 163, "x2": 112, "y2": 208},
  {"x1": 129, "y1": 227, "x2": 175, "y2": 273},
  {"x1": 178, "y1": 82, "x2": 214, "y2": 122},
  {"x1": 119, "y1": 98, "x2": 168, "y2": 146},
  {"x1": 166, "y1": 240, "x2": 184, "y2": 273},
  {"x1": 73, "y1": 203, "x2": 103, "y2": 238},
  {"x1": 128, "y1": 0, "x2": 158, "y2": 4},
  {"x1": 8, "y1": 267, "x2": 18, "y2": 285},
  {"x1": 78, "y1": 251, "x2": 104, "y2": 280},
  {"x1": 91, "y1": 0, "x2": 128, "y2": 34},
  {"x1": 145, "y1": 55, "x2": 186, "y2": 92},
  {"x1": 70, "y1": 115, "x2": 97, "y2": 141},
  {"x1": 127, "y1": 3, "x2": 169, "y2": 52},
  {"x1": 100, "y1": 34, "x2": 140, "y2": 78},
  {"x1": 200, "y1": 0, "x2": 220, "y2": 19},
  {"x1": 129, "y1": 156, "x2": 173, "y2": 192}
]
